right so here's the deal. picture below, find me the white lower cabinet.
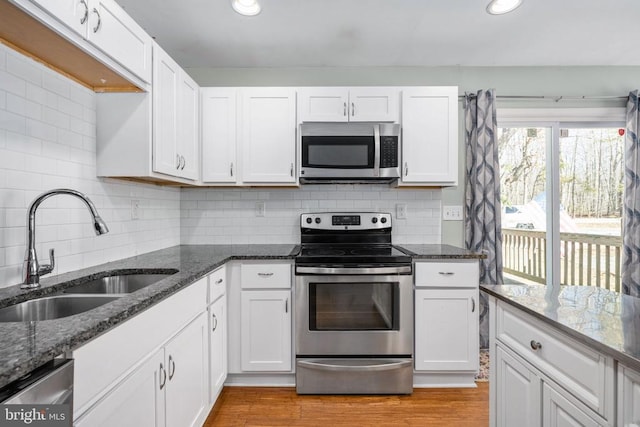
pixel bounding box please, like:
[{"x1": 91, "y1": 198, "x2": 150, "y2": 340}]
[
  {"x1": 543, "y1": 383, "x2": 604, "y2": 427},
  {"x1": 413, "y1": 261, "x2": 479, "y2": 387},
  {"x1": 240, "y1": 290, "x2": 292, "y2": 371},
  {"x1": 75, "y1": 351, "x2": 164, "y2": 427},
  {"x1": 76, "y1": 312, "x2": 208, "y2": 427},
  {"x1": 494, "y1": 345, "x2": 540, "y2": 427},
  {"x1": 489, "y1": 296, "x2": 613, "y2": 427},
  {"x1": 209, "y1": 294, "x2": 227, "y2": 404},
  {"x1": 414, "y1": 288, "x2": 478, "y2": 371},
  {"x1": 618, "y1": 364, "x2": 640, "y2": 426}
]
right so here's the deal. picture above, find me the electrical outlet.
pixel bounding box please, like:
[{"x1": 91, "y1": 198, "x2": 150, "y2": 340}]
[
  {"x1": 256, "y1": 201, "x2": 265, "y2": 217},
  {"x1": 131, "y1": 200, "x2": 140, "y2": 220},
  {"x1": 396, "y1": 204, "x2": 407, "y2": 219},
  {"x1": 443, "y1": 205, "x2": 463, "y2": 221}
]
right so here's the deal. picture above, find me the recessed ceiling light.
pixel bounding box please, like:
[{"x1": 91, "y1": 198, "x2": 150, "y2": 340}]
[
  {"x1": 486, "y1": 0, "x2": 523, "y2": 15},
  {"x1": 232, "y1": 0, "x2": 261, "y2": 16}
]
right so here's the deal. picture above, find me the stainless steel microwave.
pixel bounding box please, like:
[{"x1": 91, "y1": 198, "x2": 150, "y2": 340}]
[{"x1": 300, "y1": 123, "x2": 401, "y2": 183}]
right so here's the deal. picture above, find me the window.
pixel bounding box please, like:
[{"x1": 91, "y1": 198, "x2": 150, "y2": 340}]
[{"x1": 498, "y1": 108, "x2": 625, "y2": 291}]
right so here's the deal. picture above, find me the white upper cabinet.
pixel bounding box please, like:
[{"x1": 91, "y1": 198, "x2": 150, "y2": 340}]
[
  {"x1": 240, "y1": 88, "x2": 297, "y2": 184},
  {"x1": 29, "y1": 0, "x2": 152, "y2": 84},
  {"x1": 399, "y1": 86, "x2": 458, "y2": 186},
  {"x1": 152, "y1": 44, "x2": 199, "y2": 180},
  {"x1": 298, "y1": 87, "x2": 399, "y2": 123},
  {"x1": 201, "y1": 88, "x2": 238, "y2": 184}
]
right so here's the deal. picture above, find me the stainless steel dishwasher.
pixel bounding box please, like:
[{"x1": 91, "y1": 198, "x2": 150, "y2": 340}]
[{"x1": 0, "y1": 359, "x2": 73, "y2": 425}]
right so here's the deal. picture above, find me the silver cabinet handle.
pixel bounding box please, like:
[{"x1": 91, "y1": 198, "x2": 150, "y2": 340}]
[
  {"x1": 290, "y1": 163, "x2": 294, "y2": 177},
  {"x1": 438, "y1": 272, "x2": 455, "y2": 276},
  {"x1": 215, "y1": 278, "x2": 223, "y2": 285},
  {"x1": 92, "y1": 8, "x2": 101, "y2": 33},
  {"x1": 180, "y1": 155, "x2": 186, "y2": 170},
  {"x1": 159, "y1": 363, "x2": 166, "y2": 389},
  {"x1": 471, "y1": 297, "x2": 476, "y2": 313},
  {"x1": 343, "y1": 102, "x2": 347, "y2": 116},
  {"x1": 351, "y1": 102, "x2": 355, "y2": 117},
  {"x1": 230, "y1": 162, "x2": 234, "y2": 177},
  {"x1": 176, "y1": 154, "x2": 181, "y2": 170},
  {"x1": 258, "y1": 272, "x2": 274, "y2": 277},
  {"x1": 168, "y1": 355, "x2": 175, "y2": 380},
  {"x1": 285, "y1": 298, "x2": 288, "y2": 313},
  {"x1": 530, "y1": 340, "x2": 542, "y2": 351},
  {"x1": 404, "y1": 162, "x2": 408, "y2": 176},
  {"x1": 212, "y1": 313, "x2": 218, "y2": 331},
  {"x1": 79, "y1": 0, "x2": 89, "y2": 25}
]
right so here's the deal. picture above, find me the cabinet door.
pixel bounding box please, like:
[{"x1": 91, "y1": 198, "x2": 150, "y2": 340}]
[
  {"x1": 75, "y1": 350, "x2": 165, "y2": 427},
  {"x1": 543, "y1": 383, "x2": 604, "y2": 427},
  {"x1": 619, "y1": 365, "x2": 640, "y2": 427},
  {"x1": 30, "y1": 0, "x2": 86, "y2": 35},
  {"x1": 298, "y1": 88, "x2": 349, "y2": 122},
  {"x1": 241, "y1": 88, "x2": 297, "y2": 183},
  {"x1": 201, "y1": 88, "x2": 237, "y2": 183},
  {"x1": 414, "y1": 288, "x2": 478, "y2": 371},
  {"x1": 86, "y1": 0, "x2": 152, "y2": 83},
  {"x1": 494, "y1": 345, "x2": 541, "y2": 427},
  {"x1": 400, "y1": 87, "x2": 458, "y2": 185},
  {"x1": 209, "y1": 296, "x2": 227, "y2": 405},
  {"x1": 165, "y1": 313, "x2": 209, "y2": 427},
  {"x1": 152, "y1": 45, "x2": 180, "y2": 177},
  {"x1": 348, "y1": 88, "x2": 398, "y2": 122},
  {"x1": 241, "y1": 290, "x2": 292, "y2": 371},
  {"x1": 177, "y1": 71, "x2": 199, "y2": 180}
]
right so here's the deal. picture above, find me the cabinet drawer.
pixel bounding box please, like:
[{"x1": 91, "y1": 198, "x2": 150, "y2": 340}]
[
  {"x1": 209, "y1": 265, "x2": 226, "y2": 302},
  {"x1": 241, "y1": 263, "x2": 291, "y2": 289},
  {"x1": 496, "y1": 302, "x2": 611, "y2": 418},
  {"x1": 415, "y1": 261, "x2": 479, "y2": 288}
]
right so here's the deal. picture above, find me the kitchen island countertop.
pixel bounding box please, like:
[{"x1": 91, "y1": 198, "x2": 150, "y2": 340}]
[{"x1": 481, "y1": 284, "x2": 640, "y2": 372}]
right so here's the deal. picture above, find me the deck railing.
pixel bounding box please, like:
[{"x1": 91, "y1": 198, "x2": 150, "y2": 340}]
[{"x1": 502, "y1": 228, "x2": 623, "y2": 292}]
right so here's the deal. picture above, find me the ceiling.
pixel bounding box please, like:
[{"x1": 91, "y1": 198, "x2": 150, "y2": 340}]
[{"x1": 115, "y1": 0, "x2": 640, "y2": 68}]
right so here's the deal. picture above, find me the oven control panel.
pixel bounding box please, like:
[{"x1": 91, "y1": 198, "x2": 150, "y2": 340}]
[{"x1": 301, "y1": 212, "x2": 391, "y2": 230}]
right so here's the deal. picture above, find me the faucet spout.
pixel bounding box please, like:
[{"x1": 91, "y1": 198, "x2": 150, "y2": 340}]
[{"x1": 22, "y1": 189, "x2": 109, "y2": 290}]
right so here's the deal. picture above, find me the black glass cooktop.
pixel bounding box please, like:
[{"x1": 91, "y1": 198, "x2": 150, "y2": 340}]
[{"x1": 296, "y1": 244, "x2": 411, "y2": 265}]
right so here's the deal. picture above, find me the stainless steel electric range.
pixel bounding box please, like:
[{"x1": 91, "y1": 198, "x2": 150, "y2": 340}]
[{"x1": 294, "y1": 212, "x2": 414, "y2": 394}]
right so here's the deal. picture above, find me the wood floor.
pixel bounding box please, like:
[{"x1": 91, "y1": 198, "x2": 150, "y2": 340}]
[{"x1": 203, "y1": 384, "x2": 489, "y2": 426}]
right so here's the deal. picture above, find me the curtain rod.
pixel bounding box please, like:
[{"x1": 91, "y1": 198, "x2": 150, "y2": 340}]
[{"x1": 459, "y1": 94, "x2": 628, "y2": 102}]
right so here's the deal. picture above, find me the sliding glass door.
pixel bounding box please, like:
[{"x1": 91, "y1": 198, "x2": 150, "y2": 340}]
[{"x1": 498, "y1": 114, "x2": 624, "y2": 290}]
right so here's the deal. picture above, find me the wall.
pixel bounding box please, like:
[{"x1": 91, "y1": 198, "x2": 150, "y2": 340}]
[
  {"x1": 0, "y1": 44, "x2": 181, "y2": 289},
  {"x1": 181, "y1": 185, "x2": 441, "y2": 244},
  {"x1": 187, "y1": 65, "x2": 640, "y2": 247}
]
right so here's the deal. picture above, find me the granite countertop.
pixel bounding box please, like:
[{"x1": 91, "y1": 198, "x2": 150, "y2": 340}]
[
  {"x1": 481, "y1": 284, "x2": 640, "y2": 372},
  {"x1": 0, "y1": 242, "x2": 479, "y2": 390},
  {"x1": 0, "y1": 244, "x2": 298, "y2": 389},
  {"x1": 399, "y1": 244, "x2": 486, "y2": 259}
]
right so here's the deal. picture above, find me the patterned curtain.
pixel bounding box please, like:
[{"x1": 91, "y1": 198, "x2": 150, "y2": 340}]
[
  {"x1": 623, "y1": 90, "x2": 640, "y2": 297},
  {"x1": 464, "y1": 89, "x2": 503, "y2": 348}
]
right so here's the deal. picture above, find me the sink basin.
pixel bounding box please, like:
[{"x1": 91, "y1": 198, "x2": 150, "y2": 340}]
[
  {"x1": 0, "y1": 295, "x2": 120, "y2": 322},
  {"x1": 62, "y1": 270, "x2": 177, "y2": 295}
]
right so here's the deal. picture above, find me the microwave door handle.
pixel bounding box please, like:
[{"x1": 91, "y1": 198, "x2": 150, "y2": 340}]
[{"x1": 373, "y1": 124, "x2": 381, "y2": 177}]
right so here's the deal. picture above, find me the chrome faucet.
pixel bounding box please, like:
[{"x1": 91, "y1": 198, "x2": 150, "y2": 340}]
[{"x1": 22, "y1": 189, "x2": 109, "y2": 290}]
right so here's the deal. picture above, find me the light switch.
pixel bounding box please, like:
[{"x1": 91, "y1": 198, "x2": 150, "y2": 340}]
[{"x1": 443, "y1": 205, "x2": 463, "y2": 221}]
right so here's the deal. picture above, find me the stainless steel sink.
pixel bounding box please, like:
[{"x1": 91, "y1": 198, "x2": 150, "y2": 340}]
[
  {"x1": 62, "y1": 271, "x2": 177, "y2": 294},
  {"x1": 0, "y1": 295, "x2": 120, "y2": 322}
]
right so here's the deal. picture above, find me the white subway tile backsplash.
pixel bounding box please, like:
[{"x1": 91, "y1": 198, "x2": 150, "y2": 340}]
[
  {"x1": 0, "y1": 44, "x2": 180, "y2": 289},
  {"x1": 181, "y1": 186, "x2": 442, "y2": 245},
  {"x1": 6, "y1": 52, "x2": 42, "y2": 86}
]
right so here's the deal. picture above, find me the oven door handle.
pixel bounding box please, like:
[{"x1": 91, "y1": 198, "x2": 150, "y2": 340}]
[
  {"x1": 298, "y1": 359, "x2": 412, "y2": 372},
  {"x1": 296, "y1": 266, "x2": 412, "y2": 275}
]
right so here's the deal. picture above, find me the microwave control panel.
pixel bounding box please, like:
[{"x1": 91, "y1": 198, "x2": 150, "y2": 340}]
[{"x1": 380, "y1": 136, "x2": 399, "y2": 168}]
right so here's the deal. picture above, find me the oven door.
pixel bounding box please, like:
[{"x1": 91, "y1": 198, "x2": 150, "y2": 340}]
[{"x1": 295, "y1": 273, "x2": 413, "y2": 356}]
